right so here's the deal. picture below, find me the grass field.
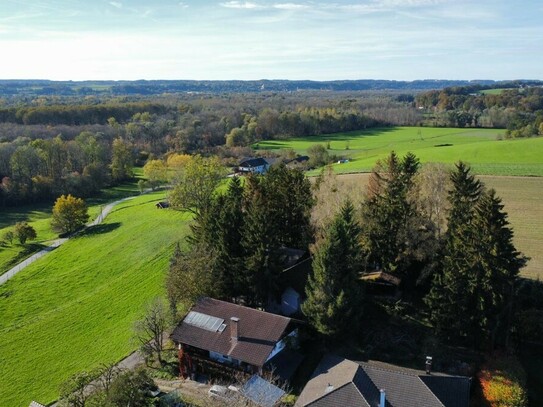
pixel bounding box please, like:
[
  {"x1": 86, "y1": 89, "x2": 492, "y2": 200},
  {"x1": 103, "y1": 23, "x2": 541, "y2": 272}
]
[
  {"x1": 0, "y1": 179, "x2": 143, "y2": 276},
  {"x1": 0, "y1": 191, "x2": 190, "y2": 407},
  {"x1": 332, "y1": 173, "x2": 543, "y2": 280},
  {"x1": 479, "y1": 88, "x2": 516, "y2": 95},
  {"x1": 254, "y1": 127, "x2": 543, "y2": 176}
]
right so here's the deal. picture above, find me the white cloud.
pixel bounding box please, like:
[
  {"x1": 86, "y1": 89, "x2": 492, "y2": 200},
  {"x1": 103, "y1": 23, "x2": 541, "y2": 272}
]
[
  {"x1": 273, "y1": 3, "x2": 310, "y2": 10},
  {"x1": 179, "y1": 2, "x2": 189, "y2": 8},
  {"x1": 220, "y1": 1, "x2": 261, "y2": 8},
  {"x1": 109, "y1": 1, "x2": 122, "y2": 9}
]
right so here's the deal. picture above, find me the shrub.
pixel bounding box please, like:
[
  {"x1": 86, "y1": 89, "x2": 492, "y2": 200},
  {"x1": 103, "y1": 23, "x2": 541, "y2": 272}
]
[
  {"x1": 478, "y1": 353, "x2": 528, "y2": 407},
  {"x1": 14, "y1": 222, "x2": 36, "y2": 245}
]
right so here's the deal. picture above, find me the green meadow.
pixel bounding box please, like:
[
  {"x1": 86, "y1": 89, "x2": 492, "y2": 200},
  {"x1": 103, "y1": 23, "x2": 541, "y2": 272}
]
[
  {"x1": 0, "y1": 191, "x2": 190, "y2": 406},
  {"x1": 254, "y1": 127, "x2": 543, "y2": 176},
  {"x1": 0, "y1": 179, "x2": 144, "y2": 276}
]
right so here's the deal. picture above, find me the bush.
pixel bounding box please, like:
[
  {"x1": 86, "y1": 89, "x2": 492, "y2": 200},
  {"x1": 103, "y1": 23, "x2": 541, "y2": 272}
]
[
  {"x1": 478, "y1": 353, "x2": 528, "y2": 407},
  {"x1": 14, "y1": 222, "x2": 36, "y2": 244}
]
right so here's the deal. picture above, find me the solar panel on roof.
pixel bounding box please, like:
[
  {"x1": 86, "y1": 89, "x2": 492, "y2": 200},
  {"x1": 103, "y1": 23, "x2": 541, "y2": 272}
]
[{"x1": 184, "y1": 311, "x2": 225, "y2": 332}]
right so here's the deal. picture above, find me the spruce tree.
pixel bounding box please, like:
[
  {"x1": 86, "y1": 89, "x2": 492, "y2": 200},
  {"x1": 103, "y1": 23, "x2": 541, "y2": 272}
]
[
  {"x1": 302, "y1": 201, "x2": 363, "y2": 338},
  {"x1": 361, "y1": 151, "x2": 422, "y2": 274},
  {"x1": 425, "y1": 163, "x2": 525, "y2": 348},
  {"x1": 425, "y1": 162, "x2": 483, "y2": 343},
  {"x1": 472, "y1": 189, "x2": 526, "y2": 347},
  {"x1": 241, "y1": 166, "x2": 314, "y2": 305}
]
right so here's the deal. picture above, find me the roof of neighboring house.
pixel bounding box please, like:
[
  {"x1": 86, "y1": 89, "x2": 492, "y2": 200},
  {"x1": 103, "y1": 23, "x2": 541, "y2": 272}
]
[
  {"x1": 29, "y1": 402, "x2": 46, "y2": 407},
  {"x1": 295, "y1": 355, "x2": 471, "y2": 407},
  {"x1": 171, "y1": 297, "x2": 292, "y2": 367},
  {"x1": 286, "y1": 155, "x2": 309, "y2": 165},
  {"x1": 242, "y1": 375, "x2": 286, "y2": 407},
  {"x1": 265, "y1": 347, "x2": 305, "y2": 381},
  {"x1": 239, "y1": 157, "x2": 269, "y2": 168}
]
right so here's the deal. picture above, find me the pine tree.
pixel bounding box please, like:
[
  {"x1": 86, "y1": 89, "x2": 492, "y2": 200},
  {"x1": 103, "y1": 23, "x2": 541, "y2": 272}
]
[
  {"x1": 302, "y1": 201, "x2": 364, "y2": 338},
  {"x1": 425, "y1": 162, "x2": 483, "y2": 343},
  {"x1": 241, "y1": 175, "x2": 281, "y2": 306},
  {"x1": 214, "y1": 176, "x2": 246, "y2": 298},
  {"x1": 425, "y1": 163, "x2": 525, "y2": 348},
  {"x1": 361, "y1": 151, "x2": 422, "y2": 274},
  {"x1": 472, "y1": 189, "x2": 526, "y2": 348},
  {"x1": 241, "y1": 166, "x2": 314, "y2": 305},
  {"x1": 187, "y1": 177, "x2": 245, "y2": 299}
]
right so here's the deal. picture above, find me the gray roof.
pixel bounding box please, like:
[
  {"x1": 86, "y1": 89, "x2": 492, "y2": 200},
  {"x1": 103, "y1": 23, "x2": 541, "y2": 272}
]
[
  {"x1": 296, "y1": 355, "x2": 471, "y2": 407},
  {"x1": 171, "y1": 298, "x2": 292, "y2": 367},
  {"x1": 242, "y1": 375, "x2": 286, "y2": 407},
  {"x1": 239, "y1": 157, "x2": 269, "y2": 167}
]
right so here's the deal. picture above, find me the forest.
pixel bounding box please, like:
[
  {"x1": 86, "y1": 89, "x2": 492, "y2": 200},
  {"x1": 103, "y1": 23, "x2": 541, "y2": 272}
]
[
  {"x1": 0, "y1": 79, "x2": 532, "y2": 97},
  {"x1": 1, "y1": 81, "x2": 542, "y2": 207},
  {"x1": 416, "y1": 84, "x2": 543, "y2": 135}
]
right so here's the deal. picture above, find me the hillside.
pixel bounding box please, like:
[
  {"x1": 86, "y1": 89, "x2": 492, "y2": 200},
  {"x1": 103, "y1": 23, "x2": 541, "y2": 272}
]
[
  {"x1": 255, "y1": 127, "x2": 543, "y2": 176},
  {"x1": 0, "y1": 191, "x2": 190, "y2": 406}
]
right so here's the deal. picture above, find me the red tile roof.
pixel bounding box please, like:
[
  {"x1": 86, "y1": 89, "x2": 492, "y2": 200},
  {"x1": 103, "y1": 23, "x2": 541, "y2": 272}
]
[{"x1": 171, "y1": 298, "x2": 292, "y2": 367}]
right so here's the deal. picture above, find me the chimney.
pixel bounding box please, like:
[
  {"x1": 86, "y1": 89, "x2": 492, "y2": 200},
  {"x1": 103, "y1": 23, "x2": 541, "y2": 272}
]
[
  {"x1": 425, "y1": 356, "x2": 433, "y2": 374},
  {"x1": 230, "y1": 317, "x2": 240, "y2": 342},
  {"x1": 380, "y1": 389, "x2": 386, "y2": 407}
]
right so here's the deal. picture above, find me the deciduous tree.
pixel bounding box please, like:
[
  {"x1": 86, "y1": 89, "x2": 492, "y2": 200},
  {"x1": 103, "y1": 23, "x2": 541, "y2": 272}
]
[
  {"x1": 110, "y1": 138, "x2": 133, "y2": 182},
  {"x1": 169, "y1": 155, "x2": 225, "y2": 215},
  {"x1": 14, "y1": 221, "x2": 36, "y2": 244},
  {"x1": 133, "y1": 298, "x2": 170, "y2": 366},
  {"x1": 51, "y1": 194, "x2": 89, "y2": 234}
]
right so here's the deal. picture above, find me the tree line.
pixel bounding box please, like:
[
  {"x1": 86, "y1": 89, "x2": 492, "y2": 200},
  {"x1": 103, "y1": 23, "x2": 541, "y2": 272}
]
[
  {"x1": 166, "y1": 156, "x2": 526, "y2": 352},
  {"x1": 0, "y1": 132, "x2": 133, "y2": 206},
  {"x1": 416, "y1": 85, "x2": 543, "y2": 136}
]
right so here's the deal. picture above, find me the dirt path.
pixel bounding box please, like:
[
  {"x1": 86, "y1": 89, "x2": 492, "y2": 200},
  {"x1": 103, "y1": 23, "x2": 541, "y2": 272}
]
[{"x1": 0, "y1": 195, "x2": 137, "y2": 286}]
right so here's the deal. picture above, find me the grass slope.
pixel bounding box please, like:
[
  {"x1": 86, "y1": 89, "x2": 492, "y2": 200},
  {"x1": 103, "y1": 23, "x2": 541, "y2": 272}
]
[
  {"x1": 0, "y1": 180, "x2": 142, "y2": 276},
  {"x1": 0, "y1": 191, "x2": 190, "y2": 406},
  {"x1": 254, "y1": 127, "x2": 543, "y2": 176}
]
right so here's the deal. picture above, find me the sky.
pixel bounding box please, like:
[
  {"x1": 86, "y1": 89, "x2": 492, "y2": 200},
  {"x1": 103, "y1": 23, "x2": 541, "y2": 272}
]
[{"x1": 0, "y1": 0, "x2": 542, "y2": 81}]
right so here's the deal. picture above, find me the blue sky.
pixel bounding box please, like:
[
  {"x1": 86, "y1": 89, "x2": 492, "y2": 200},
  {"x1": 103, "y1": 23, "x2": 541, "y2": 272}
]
[{"x1": 0, "y1": 0, "x2": 542, "y2": 81}]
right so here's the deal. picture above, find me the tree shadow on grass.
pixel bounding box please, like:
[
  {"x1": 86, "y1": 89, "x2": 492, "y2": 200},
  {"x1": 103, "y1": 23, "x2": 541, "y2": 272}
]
[{"x1": 80, "y1": 222, "x2": 122, "y2": 237}]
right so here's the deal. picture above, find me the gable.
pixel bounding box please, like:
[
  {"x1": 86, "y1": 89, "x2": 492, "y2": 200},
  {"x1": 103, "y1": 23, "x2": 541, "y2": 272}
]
[{"x1": 171, "y1": 298, "x2": 292, "y2": 367}]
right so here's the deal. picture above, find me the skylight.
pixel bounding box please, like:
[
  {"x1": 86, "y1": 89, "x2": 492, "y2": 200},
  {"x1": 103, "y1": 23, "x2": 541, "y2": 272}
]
[{"x1": 184, "y1": 311, "x2": 225, "y2": 332}]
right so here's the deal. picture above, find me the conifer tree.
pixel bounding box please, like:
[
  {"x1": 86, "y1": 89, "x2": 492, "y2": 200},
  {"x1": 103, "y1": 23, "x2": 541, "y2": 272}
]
[
  {"x1": 302, "y1": 201, "x2": 363, "y2": 338},
  {"x1": 241, "y1": 166, "x2": 314, "y2": 305},
  {"x1": 425, "y1": 163, "x2": 525, "y2": 348},
  {"x1": 361, "y1": 151, "x2": 422, "y2": 274},
  {"x1": 425, "y1": 162, "x2": 483, "y2": 343},
  {"x1": 241, "y1": 175, "x2": 281, "y2": 305},
  {"x1": 472, "y1": 189, "x2": 526, "y2": 347}
]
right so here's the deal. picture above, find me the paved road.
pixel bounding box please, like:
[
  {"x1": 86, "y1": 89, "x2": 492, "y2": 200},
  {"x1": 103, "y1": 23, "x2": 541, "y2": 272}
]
[{"x1": 0, "y1": 195, "x2": 137, "y2": 286}]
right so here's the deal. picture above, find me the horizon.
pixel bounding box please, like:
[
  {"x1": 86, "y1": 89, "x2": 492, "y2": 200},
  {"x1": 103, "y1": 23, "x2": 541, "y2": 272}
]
[
  {"x1": 1, "y1": 78, "x2": 541, "y2": 82},
  {"x1": 1, "y1": 0, "x2": 542, "y2": 81}
]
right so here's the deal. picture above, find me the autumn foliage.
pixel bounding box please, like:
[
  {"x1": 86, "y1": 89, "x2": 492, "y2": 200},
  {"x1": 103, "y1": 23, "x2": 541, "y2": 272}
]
[{"x1": 478, "y1": 353, "x2": 527, "y2": 407}]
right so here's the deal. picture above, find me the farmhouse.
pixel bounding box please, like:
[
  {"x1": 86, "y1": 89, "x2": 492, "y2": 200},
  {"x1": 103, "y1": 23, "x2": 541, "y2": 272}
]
[
  {"x1": 171, "y1": 297, "x2": 298, "y2": 377},
  {"x1": 238, "y1": 157, "x2": 270, "y2": 174},
  {"x1": 296, "y1": 354, "x2": 471, "y2": 407}
]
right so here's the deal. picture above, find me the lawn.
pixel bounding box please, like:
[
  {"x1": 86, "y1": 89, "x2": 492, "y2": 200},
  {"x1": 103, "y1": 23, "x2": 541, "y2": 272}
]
[
  {"x1": 0, "y1": 178, "x2": 143, "y2": 276},
  {"x1": 0, "y1": 191, "x2": 191, "y2": 406},
  {"x1": 331, "y1": 173, "x2": 543, "y2": 280},
  {"x1": 254, "y1": 127, "x2": 543, "y2": 176}
]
